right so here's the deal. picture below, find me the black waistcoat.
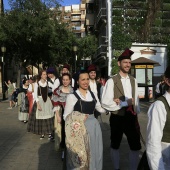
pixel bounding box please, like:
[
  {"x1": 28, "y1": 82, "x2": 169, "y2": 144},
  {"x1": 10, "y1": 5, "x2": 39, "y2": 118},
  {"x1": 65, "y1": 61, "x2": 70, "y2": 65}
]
[
  {"x1": 38, "y1": 84, "x2": 48, "y2": 102},
  {"x1": 73, "y1": 91, "x2": 96, "y2": 115}
]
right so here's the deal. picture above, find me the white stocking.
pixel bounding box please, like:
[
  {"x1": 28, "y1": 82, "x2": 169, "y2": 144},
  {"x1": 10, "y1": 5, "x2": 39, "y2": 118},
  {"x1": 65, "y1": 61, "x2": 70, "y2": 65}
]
[
  {"x1": 129, "y1": 150, "x2": 139, "y2": 170},
  {"x1": 110, "y1": 148, "x2": 120, "y2": 169}
]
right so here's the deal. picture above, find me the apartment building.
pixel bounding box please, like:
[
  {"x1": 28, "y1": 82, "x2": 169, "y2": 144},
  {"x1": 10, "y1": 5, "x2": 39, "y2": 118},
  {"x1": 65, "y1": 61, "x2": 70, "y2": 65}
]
[
  {"x1": 60, "y1": 3, "x2": 86, "y2": 38},
  {"x1": 81, "y1": 0, "x2": 107, "y2": 76}
]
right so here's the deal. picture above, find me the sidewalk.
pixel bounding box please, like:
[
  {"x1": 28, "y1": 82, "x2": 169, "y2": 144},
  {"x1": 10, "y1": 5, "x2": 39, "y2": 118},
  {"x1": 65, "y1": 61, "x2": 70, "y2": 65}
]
[{"x1": 0, "y1": 101, "x2": 151, "y2": 170}]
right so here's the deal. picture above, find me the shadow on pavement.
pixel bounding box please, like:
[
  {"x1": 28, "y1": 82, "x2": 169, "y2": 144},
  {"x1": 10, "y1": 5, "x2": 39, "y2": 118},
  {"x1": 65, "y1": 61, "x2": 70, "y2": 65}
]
[{"x1": 38, "y1": 141, "x2": 63, "y2": 170}]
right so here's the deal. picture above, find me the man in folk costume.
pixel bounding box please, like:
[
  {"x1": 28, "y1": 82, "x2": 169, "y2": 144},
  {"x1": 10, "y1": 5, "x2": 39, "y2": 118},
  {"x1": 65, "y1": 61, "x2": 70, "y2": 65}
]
[
  {"x1": 146, "y1": 66, "x2": 170, "y2": 170},
  {"x1": 87, "y1": 64, "x2": 102, "y2": 119},
  {"x1": 87, "y1": 64, "x2": 101, "y2": 100},
  {"x1": 101, "y1": 49, "x2": 141, "y2": 170}
]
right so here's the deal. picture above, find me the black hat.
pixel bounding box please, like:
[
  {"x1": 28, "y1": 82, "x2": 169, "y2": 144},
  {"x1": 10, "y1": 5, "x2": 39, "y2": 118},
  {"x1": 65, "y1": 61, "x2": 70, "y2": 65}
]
[
  {"x1": 87, "y1": 64, "x2": 97, "y2": 73},
  {"x1": 118, "y1": 48, "x2": 134, "y2": 61},
  {"x1": 63, "y1": 64, "x2": 70, "y2": 71},
  {"x1": 47, "y1": 67, "x2": 55, "y2": 74}
]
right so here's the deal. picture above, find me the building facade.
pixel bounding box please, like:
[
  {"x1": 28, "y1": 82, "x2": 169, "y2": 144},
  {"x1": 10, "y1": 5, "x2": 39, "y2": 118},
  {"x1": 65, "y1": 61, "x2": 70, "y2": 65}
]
[
  {"x1": 60, "y1": 3, "x2": 86, "y2": 38},
  {"x1": 88, "y1": 0, "x2": 170, "y2": 77}
]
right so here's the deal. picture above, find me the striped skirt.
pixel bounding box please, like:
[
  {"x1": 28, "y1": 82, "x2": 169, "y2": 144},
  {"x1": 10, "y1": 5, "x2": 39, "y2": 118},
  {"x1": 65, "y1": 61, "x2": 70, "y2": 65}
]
[{"x1": 27, "y1": 103, "x2": 54, "y2": 135}]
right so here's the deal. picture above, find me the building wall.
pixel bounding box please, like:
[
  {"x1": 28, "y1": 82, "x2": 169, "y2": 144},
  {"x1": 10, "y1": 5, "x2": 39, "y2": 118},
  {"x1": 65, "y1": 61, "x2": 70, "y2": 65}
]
[{"x1": 131, "y1": 43, "x2": 167, "y2": 77}]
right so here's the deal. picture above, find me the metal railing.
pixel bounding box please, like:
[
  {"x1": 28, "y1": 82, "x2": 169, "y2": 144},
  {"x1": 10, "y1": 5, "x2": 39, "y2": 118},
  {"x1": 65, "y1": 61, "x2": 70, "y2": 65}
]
[{"x1": 96, "y1": 8, "x2": 107, "y2": 25}]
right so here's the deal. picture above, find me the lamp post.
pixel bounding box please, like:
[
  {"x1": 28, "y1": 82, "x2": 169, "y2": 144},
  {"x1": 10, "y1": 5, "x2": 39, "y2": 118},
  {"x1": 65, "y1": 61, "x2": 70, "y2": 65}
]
[
  {"x1": 1, "y1": 45, "x2": 6, "y2": 100},
  {"x1": 73, "y1": 45, "x2": 78, "y2": 72}
]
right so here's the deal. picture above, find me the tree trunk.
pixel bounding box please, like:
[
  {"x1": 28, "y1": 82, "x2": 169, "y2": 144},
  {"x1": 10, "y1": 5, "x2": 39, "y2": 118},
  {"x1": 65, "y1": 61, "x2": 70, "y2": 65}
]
[{"x1": 140, "y1": 0, "x2": 161, "y2": 42}]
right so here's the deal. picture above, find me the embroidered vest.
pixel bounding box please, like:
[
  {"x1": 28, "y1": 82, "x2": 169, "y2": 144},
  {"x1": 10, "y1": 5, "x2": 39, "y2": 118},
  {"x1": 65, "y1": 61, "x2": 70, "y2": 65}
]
[
  {"x1": 157, "y1": 96, "x2": 170, "y2": 143},
  {"x1": 112, "y1": 74, "x2": 135, "y2": 116}
]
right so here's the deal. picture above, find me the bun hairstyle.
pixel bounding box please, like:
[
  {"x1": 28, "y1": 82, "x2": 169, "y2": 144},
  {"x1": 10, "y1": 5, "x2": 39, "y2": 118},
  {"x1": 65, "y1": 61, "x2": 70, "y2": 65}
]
[
  {"x1": 22, "y1": 78, "x2": 27, "y2": 85},
  {"x1": 62, "y1": 73, "x2": 71, "y2": 80}
]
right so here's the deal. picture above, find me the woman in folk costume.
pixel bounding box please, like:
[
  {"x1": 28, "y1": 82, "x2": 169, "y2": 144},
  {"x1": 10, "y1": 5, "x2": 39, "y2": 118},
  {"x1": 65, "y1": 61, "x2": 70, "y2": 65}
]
[
  {"x1": 27, "y1": 70, "x2": 54, "y2": 139},
  {"x1": 63, "y1": 70, "x2": 106, "y2": 170},
  {"x1": 27, "y1": 76, "x2": 37, "y2": 115},
  {"x1": 18, "y1": 78, "x2": 29, "y2": 123},
  {"x1": 51, "y1": 73, "x2": 73, "y2": 153}
]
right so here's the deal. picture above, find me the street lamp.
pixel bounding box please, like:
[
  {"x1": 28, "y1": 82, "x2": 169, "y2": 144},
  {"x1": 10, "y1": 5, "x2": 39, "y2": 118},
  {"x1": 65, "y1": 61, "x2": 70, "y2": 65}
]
[
  {"x1": 1, "y1": 45, "x2": 6, "y2": 100},
  {"x1": 73, "y1": 45, "x2": 78, "y2": 72}
]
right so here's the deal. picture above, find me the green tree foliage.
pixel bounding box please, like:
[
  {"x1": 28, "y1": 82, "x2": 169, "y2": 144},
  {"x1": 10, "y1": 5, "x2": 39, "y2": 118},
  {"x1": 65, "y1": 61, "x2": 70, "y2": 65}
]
[
  {"x1": 0, "y1": 0, "x2": 76, "y2": 67},
  {"x1": 112, "y1": 0, "x2": 170, "y2": 70},
  {"x1": 77, "y1": 35, "x2": 97, "y2": 61},
  {"x1": 111, "y1": 50, "x2": 122, "y2": 75}
]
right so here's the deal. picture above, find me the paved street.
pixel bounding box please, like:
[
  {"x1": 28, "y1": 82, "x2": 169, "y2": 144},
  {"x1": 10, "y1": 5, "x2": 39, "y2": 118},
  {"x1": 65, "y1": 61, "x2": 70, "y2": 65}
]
[{"x1": 0, "y1": 99, "x2": 151, "y2": 170}]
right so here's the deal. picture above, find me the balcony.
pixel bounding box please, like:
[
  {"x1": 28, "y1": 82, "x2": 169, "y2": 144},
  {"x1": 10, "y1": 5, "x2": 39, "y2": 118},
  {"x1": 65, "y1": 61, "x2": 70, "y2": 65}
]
[
  {"x1": 86, "y1": 0, "x2": 94, "y2": 3},
  {"x1": 71, "y1": 10, "x2": 81, "y2": 14},
  {"x1": 93, "y1": 44, "x2": 107, "y2": 59},
  {"x1": 81, "y1": 14, "x2": 85, "y2": 21},
  {"x1": 86, "y1": 14, "x2": 94, "y2": 25},
  {"x1": 72, "y1": 26, "x2": 81, "y2": 33},
  {"x1": 81, "y1": 4, "x2": 86, "y2": 9},
  {"x1": 71, "y1": 16, "x2": 81, "y2": 21},
  {"x1": 81, "y1": 0, "x2": 86, "y2": 4},
  {"x1": 96, "y1": 8, "x2": 107, "y2": 26}
]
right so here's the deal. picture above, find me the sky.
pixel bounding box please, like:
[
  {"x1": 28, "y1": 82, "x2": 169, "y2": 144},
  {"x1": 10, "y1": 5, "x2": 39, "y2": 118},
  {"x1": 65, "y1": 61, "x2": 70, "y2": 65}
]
[{"x1": 4, "y1": 0, "x2": 81, "y2": 10}]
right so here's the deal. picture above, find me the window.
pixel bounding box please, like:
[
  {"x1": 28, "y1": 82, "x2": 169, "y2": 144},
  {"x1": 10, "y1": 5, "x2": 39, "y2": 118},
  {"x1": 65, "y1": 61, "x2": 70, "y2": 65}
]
[
  {"x1": 64, "y1": 16, "x2": 70, "y2": 19},
  {"x1": 136, "y1": 69, "x2": 145, "y2": 84}
]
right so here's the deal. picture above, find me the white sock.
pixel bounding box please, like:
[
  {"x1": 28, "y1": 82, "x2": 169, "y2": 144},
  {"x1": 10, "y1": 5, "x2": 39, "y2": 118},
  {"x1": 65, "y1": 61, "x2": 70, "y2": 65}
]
[
  {"x1": 129, "y1": 150, "x2": 139, "y2": 170},
  {"x1": 110, "y1": 148, "x2": 120, "y2": 169}
]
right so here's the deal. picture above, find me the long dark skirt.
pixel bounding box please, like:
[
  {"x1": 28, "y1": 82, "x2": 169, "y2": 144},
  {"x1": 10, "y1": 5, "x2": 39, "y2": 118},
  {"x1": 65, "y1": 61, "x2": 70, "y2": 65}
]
[{"x1": 27, "y1": 103, "x2": 54, "y2": 135}]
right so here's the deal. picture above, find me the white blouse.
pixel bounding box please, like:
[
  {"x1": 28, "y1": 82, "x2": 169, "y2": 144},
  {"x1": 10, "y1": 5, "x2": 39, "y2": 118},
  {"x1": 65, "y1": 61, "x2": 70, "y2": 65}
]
[
  {"x1": 63, "y1": 89, "x2": 106, "y2": 120},
  {"x1": 50, "y1": 78, "x2": 75, "y2": 92},
  {"x1": 146, "y1": 91, "x2": 170, "y2": 170}
]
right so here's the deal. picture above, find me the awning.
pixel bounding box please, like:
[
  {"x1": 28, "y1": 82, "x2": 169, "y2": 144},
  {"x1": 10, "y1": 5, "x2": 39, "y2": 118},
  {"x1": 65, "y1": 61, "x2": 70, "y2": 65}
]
[{"x1": 131, "y1": 57, "x2": 160, "y2": 67}]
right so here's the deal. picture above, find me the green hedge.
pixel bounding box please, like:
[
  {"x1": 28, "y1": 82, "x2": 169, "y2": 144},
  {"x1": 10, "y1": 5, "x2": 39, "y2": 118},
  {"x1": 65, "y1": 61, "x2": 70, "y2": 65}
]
[
  {"x1": 163, "y1": 3, "x2": 170, "y2": 11},
  {"x1": 161, "y1": 28, "x2": 170, "y2": 34},
  {"x1": 156, "y1": 11, "x2": 162, "y2": 18},
  {"x1": 162, "y1": 20, "x2": 170, "y2": 27},
  {"x1": 163, "y1": 0, "x2": 170, "y2": 3},
  {"x1": 153, "y1": 19, "x2": 162, "y2": 27},
  {"x1": 162, "y1": 12, "x2": 170, "y2": 19},
  {"x1": 113, "y1": 9, "x2": 123, "y2": 16},
  {"x1": 151, "y1": 27, "x2": 160, "y2": 34},
  {"x1": 126, "y1": 9, "x2": 138, "y2": 17},
  {"x1": 112, "y1": 1, "x2": 124, "y2": 7}
]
